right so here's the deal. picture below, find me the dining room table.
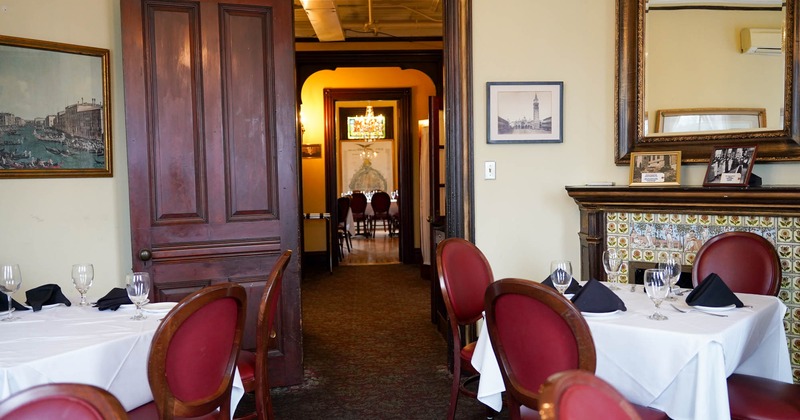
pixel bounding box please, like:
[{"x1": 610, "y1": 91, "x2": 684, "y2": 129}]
[
  {"x1": 471, "y1": 282, "x2": 793, "y2": 420},
  {"x1": 0, "y1": 299, "x2": 244, "y2": 415}
]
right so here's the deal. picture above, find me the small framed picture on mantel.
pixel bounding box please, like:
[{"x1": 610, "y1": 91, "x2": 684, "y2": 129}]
[
  {"x1": 629, "y1": 151, "x2": 681, "y2": 186},
  {"x1": 703, "y1": 145, "x2": 757, "y2": 187}
]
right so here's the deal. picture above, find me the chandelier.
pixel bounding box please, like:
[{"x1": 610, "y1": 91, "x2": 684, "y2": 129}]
[{"x1": 351, "y1": 105, "x2": 386, "y2": 141}]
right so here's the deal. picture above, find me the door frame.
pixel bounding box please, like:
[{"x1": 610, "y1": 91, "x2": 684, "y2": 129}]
[{"x1": 323, "y1": 88, "x2": 414, "y2": 263}]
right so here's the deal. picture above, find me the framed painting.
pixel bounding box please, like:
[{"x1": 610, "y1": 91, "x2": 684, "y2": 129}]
[
  {"x1": 703, "y1": 145, "x2": 758, "y2": 187},
  {"x1": 629, "y1": 151, "x2": 682, "y2": 186},
  {"x1": 337, "y1": 105, "x2": 395, "y2": 141},
  {"x1": 338, "y1": 140, "x2": 395, "y2": 194},
  {"x1": 0, "y1": 35, "x2": 112, "y2": 178},
  {"x1": 486, "y1": 81, "x2": 563, "y2": 144},
  {"x1": 301, "y1": 144, "x2": 322, "y2": 159}
]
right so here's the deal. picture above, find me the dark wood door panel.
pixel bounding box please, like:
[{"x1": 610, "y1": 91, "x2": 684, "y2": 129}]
[{"x1": 122, "y1": 0, "x2": 301, "y2": 386}]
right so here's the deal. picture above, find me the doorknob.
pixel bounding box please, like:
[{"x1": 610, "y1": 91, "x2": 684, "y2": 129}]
[{"x1": 138, "y1": 249, "x2": 152, "y2": 261}]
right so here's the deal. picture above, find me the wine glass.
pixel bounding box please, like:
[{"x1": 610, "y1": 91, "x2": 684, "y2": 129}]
[
  {"x1": 71, "y1": 263, "x2": 94, "y2": 306},
  {"x1": 126, "y1": 272, "x2": 151, "y2": 320},
  {"x1": 658, "y1": 256, "x2": 682, "y2": 301},
  {"x1": 549, "y1": 260, "x2": 573, "y2": 295},
  {"x1": 1, "y1": 264, "x2": 22, "y2": 322},
  {"x1": 644, "y1": 268, "x2": 669, "y2": 321},
  {"x1": 602, "y1": 249, "x2": 623, "y2": 290}
]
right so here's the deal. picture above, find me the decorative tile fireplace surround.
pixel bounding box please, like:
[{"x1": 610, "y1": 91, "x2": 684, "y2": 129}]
[{"x1": 566, "y1": 185, "x2": 800, "y2": 382}]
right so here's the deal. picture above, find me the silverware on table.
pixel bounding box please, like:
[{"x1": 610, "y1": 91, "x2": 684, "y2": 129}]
[{"x1": 670, "y1": 303, "x2": 728, "y2": 317}]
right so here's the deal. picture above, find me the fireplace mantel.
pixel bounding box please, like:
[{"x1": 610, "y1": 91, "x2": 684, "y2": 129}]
[{"x1": 565, "y1": 185, "x2": 800, "y2": 281}]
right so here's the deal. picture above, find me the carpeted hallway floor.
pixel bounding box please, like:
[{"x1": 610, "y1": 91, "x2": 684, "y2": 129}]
[{"x1": 236, "y1": 262, "x2": 506, "y2": 419}]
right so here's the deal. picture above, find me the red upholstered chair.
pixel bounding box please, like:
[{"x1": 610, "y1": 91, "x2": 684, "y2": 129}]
[
  {"x1": 436, "y1": 237, "x2": 495, "y2": 420},
  {"x1": 349, "y1": 192, "x2": 369, "y2": 237},
  {"x1": 369, "y1": 191, "x2": 392, "y2": 236},
  {"x1": 336, "y1": 196, "x2": 352, "y2": 257},
  {"x1": 0, "y1": 383, "x2": 127, "y2": 420},
  {"x1": 235, "y1": 250, "x2": 292, "y2": 420},
  {"x1": 692, "y1": 231, "x2": 780, "y2": 296},
  {"x1": 484, "y1": 279, "x2": 667, "y2": 420},
  {"x1": 538, "y1": 370, "x2": 642, "y2": 420},
  {"x1": 128, "y1": 282, "x2": 247, "y2": 419},
  {"x1": 727, "y1": 374, "x2": 800, "y2": 420}
]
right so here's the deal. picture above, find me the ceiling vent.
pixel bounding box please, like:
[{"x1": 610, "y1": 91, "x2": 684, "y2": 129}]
[{"x1": 740, "y1": 28, "x2": 783, "y2": 55}]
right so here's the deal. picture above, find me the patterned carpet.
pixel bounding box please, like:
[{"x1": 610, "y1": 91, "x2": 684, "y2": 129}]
[{"x1": 236, "y1": 263, "x2": 506, "y2": 419}]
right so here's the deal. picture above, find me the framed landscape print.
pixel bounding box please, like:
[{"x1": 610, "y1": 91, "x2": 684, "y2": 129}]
[
  {"x1": 703, "y1": 145, "x2": 758, "y2": 187},
  {"x1": 0, "y1": 35, "x2": 112, "y2": 178},
  {"x1": 629, "y1": 151, "x2": 681, "y2": 186},
  {"x1": 486, "y1": 81, "x2": 563, "y2": 144}
]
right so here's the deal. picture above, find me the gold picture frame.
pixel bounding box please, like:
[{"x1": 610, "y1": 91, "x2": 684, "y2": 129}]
[
  {"x1": 0, "y1": 35, "x2": 112, "y2": 178},
  {"x1": 629, "y1": 151, "x2": 681, "y2": 186}
]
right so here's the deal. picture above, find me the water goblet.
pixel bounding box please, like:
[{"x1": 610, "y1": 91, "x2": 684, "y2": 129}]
[
  {"x1": 126, "y1": 272, "x2": 151, "y2": 321},
  {"x1": 71, "y1": 263, "x2": 94, "y2": 306},
  {"x1": 1, "y1": 264, "x2": 22, "y2": 322},
  {"x1": 602, "y1": 249, "x2": 623, "y2": 290},
  {"x1": 549, "y1": 260, "x2": 573, "y2": 295},
  {"x1": 658, "y1": 256, "x2": 682, "y2": 301},
  {"x1": 644, "y1": 268, "x2": 669, "y2": 321}
]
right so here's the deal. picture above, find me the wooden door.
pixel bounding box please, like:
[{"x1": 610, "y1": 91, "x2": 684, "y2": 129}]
[
  {"x1": 428, "y1": 96, "x2": 447, "y2": 330},
  {"x1": 120, "y1": 0, "x2": 302, "y2": 386}
]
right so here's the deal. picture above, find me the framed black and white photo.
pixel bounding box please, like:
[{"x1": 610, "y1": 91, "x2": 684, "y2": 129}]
[
  {"x1": 486, "y1": 81, "x2": 563, "y2": 144},
  {"x1": 0, "y1": 35, "x2": 112, "y2": 178},
  {"x1": 629, "y1": 151, "x2": 681, "y2": 186},
  {"x1": 703, "y1": 145, "x2": 758, "y2": 187}
]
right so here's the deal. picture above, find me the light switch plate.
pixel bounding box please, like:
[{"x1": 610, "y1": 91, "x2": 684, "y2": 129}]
[{"x1": 484, "y1": 161, "x2": 496, "y2": 180}]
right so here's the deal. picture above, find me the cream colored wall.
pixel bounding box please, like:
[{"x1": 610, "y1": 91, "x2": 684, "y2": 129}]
[
  {"x1": 471, "y1": 0, "x2": 799, "y2": 280},
  {"x1": 646, "y1": 9, "x2": 784, "y2": 132},
  {"x1": 300, "y1": 67, "x2": 436, "y2": 251},
  {"x1": 0, "y1": 0, "x2": 131, "y2": 298}
]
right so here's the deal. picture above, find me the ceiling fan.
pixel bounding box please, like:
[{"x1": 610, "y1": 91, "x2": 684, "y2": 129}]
[{"x1": 297, "y1": 0, "x2": 443, "y2": 42}]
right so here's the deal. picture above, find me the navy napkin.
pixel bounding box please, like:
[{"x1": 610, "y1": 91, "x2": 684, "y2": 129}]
[
  {"x1": 542, "y1": 275, "x2": 583, "y2": 294},
  {"x1": 0, "y1": 297, "x2": 29, "y2": 312},
  {"x1": 685, "y1": 273, "x2": 744, "y2": 308},
  {"x1": 94, "y1": 287, "x2": 132, "y2": 311},
  {"x1": 25, "y1": 284, "x2": 72, "y2": 311},
  {"x1": 571, "y1": 279, "x2": 627, "y2": 313}
]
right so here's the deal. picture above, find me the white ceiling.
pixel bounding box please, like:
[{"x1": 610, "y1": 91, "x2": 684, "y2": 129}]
[{"x1": 294, "y1": 0, "x2": 443, "y2": 41}]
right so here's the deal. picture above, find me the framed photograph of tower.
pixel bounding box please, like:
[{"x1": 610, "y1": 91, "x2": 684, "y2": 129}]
[{"x1": 486, "y1": 81, "x2": 563, "y2": 144}]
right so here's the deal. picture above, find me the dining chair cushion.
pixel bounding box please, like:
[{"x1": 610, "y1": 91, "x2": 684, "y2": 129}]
[
  {"x1": 236, "y1": 350, "x2": 256, "y2": 387},
  {"x1": 727, "y1": 373, "x2": 800, "y2": 420},
  {"x1": 0, "y1": 383, "x2": 127, "y2": 420}
]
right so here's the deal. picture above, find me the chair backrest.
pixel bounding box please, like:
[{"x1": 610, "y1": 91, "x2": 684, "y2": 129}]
[
  {"x1": 484, "y1": 278, "x2": 596, "y2": 411},
  {"x1": 539, "y1": 370, "x2": 641, "y2": 420},
  {"x1": 336, "y1": 197, "x2": 351, "y2": 224},
  {"x1": 692, "y1": 231, "x2": 781, "y2": 296},
  {"x1": 0, "y1": 383, "x2": 127, "y2": 420},
  {"x1": 371, "y1": 191, "x2": 391, "y2": 213},
  {"x1": 436, "y1": 237, "x2": 494, "y2": 328},
  {"x1": 252, "y1": 250, "x2": 292, "y2": 414},
  {"x1": 350, "y1": 192, "x2": 367, "y2": 214},
  {"x1": 148, "y1": 282, "x2": 247, "y2": 419}
]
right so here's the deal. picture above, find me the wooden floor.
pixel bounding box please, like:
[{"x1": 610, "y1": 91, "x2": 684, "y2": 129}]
[{"x1": 339, "y1": 228, "x2": 400, "y2": 265}]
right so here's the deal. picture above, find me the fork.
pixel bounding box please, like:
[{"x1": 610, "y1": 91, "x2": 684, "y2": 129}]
[{"x1": 670, "y1": 303, "x2": 728, "y2": 317}]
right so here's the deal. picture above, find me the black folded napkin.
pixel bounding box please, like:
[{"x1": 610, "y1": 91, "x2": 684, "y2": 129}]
[
  {"x1": 685, "y1": 273, "x2": 744, "y2": 308},
  {"x1": 94, "y1": 287, "x2": 132, "y2": 311},
  {"x1": 0, "y1": 297, "x2": 30, "y2": 312},
  {"x1": 542, "y1": 275, "x2": 583, "y2": 294},
  {"x1": 25, "y1": 284, "x2": 72, "y2": 311},
  {"x1": 571, "y1": 278, "x2": 627, "y2": 313}
]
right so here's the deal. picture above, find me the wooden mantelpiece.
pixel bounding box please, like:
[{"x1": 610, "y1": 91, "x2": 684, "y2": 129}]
[{"x1": 565, "y1": 185, "x2": 800, "y2": 281}]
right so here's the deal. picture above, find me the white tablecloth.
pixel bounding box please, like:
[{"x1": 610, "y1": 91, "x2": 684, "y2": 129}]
[
  {"x1": 0, "y1": 303, "x2": 243, "y2": 415},
  {"x1": 471, "y1": 284, "x2": 792, "y2": 420}
]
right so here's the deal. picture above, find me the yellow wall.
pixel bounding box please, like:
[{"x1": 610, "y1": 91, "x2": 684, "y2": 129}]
[
  {"x1": 471, "y1": 0, "x2": 799, "y2": 280},
  {"x1": 300, "y1": 67, "x2": 436, "y2": 251}
]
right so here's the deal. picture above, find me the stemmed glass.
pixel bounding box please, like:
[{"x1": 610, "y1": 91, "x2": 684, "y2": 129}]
[
  {"x1": 602, "y1": 249, "x2": 623, "y2": 290},
  {"x1": 658, "y1": 256, "x2": 682, "y2": 301},
  {"x1": 549, "y1": 260, "x2": 573, "y2": 295},
  {"x1": 1, "y1": 264, "x2": 22, "y2": 322},
  {"x1": 644, "y1": 268, "x2": 669, "y2": 321},
  {"x1": 126, "y1": 272, "x2": 151, "y2": 320},
  {"x1": 71, "y1": 263, "x2": 94, "y2": 306}
]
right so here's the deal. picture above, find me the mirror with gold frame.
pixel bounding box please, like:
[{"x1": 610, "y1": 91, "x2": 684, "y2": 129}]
[{"x1": 616, "y1": 0, "x2": 800, "y2": 164}]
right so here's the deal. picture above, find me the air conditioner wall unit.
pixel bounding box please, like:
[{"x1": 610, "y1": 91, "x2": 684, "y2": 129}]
[{"x1": 740, "y1": 28, "x2": 783, "y2": 55}]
